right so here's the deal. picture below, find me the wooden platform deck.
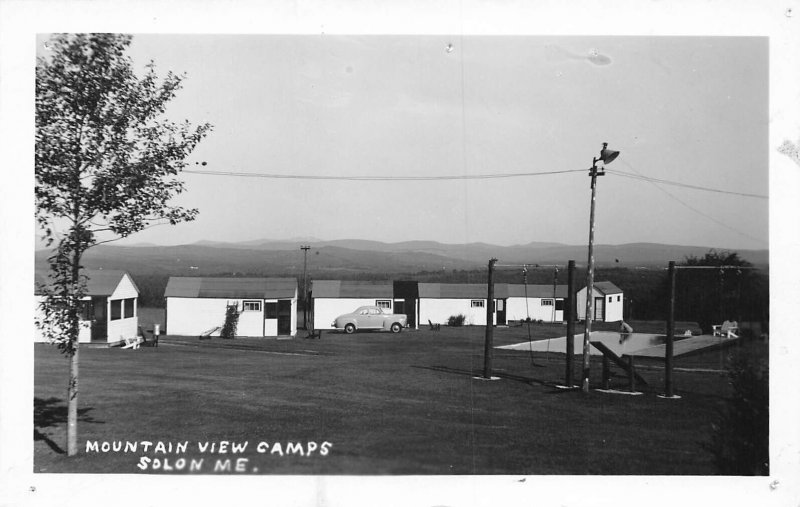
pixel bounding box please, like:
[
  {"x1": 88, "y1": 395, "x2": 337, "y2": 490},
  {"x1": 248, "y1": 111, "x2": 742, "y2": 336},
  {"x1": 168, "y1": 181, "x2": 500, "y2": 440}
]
[{"x1": 625, "y1": 334, "x2": 738, "y2": 360}]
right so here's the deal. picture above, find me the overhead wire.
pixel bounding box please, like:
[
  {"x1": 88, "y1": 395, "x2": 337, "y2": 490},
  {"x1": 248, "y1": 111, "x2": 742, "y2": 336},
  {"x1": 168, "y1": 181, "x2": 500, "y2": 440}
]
[{"x1": 181, "y1": 168, "x2": 586, "y2": 181}]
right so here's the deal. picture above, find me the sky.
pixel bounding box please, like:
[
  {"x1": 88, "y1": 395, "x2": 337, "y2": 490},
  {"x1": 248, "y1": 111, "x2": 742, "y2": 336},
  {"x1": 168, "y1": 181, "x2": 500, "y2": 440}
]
[{"x1": 37, "y1": 34, "x2": 769, "y2": 250}]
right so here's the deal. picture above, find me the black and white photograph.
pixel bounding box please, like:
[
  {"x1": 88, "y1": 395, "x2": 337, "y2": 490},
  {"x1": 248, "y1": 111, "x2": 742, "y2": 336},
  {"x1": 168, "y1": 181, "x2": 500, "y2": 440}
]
[{"x1": 1, "y1": 1, "x2": 799, "y2": 506}]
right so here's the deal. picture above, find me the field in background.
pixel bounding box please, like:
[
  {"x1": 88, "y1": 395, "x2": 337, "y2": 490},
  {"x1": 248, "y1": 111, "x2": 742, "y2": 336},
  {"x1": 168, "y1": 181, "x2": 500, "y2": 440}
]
[{"x1": 33, "y1": 323, "x2": 764, "y2": 475}]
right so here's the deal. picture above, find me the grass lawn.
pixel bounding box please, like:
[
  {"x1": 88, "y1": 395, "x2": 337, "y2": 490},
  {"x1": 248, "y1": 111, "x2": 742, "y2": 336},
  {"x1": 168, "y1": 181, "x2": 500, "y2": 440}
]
[{"x1": 34, "y1": 313, "x2": 764, "y2": 475}]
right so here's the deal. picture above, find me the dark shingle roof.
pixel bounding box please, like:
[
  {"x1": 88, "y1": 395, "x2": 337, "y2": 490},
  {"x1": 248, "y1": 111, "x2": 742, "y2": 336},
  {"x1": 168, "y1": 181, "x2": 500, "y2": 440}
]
[
  {"x1": 165, "y1": 277, "x2": 297, "y2": 299},
  {"x1": 418, "y1": 283, "x2": 488, "y2": 299},
  {"x1": 312, "y1": 280, "x2": 393, "y2": 298},
  {"x1": 592, "y1": 281, "x2": 623, "y2": 295},
  {"x1": 498, "y1": 284, "x2": 569, "y2": 298},
  {"x1": 34, "y1": 269, "x2": 136, "y2": 296}
]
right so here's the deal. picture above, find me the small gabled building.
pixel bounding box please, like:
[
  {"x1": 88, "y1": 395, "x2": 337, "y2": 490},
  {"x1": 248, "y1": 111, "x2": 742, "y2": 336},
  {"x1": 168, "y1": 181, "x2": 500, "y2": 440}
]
[
  {"x1": 165, "y1": 277, "x2": 297, "y2": 337},
  {"x1": 576, "y1": 281, "x2": 624, "y2": 322},
  {"x1": 311, "y1": 280, "x2": 395, "y2": 330},
  {"x1": 496, "y1": 284, "x2": 569, "y2": 324},
  {"x1": 34, "y1": 269, "x2": 140, "y2": 345}
]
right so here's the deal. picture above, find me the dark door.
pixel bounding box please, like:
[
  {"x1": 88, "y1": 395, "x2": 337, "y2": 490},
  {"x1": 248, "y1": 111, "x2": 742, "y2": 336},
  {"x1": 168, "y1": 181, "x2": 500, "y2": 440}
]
[
  {"x1": 496, "y1": 299, "x2": 506, "y2": 325},
  {"x1": 277, "y1": 300, "x2": 292, "y2": 335},
  {"x1": 594, "y1": 296, "x2": 605, "y2": 321},
  {"x1": 90, "y1": 297, "x2": 106, "y2": 341}
]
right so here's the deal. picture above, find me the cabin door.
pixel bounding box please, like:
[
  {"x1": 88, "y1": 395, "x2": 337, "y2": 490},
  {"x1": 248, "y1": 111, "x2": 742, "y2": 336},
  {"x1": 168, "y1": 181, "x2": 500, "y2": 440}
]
[
  {"x1": 593, "y1": 297, "x2": 605, "y2": 321},
  {"x1": 277, "y1": 300, "x2": 292, "y2": 335}
]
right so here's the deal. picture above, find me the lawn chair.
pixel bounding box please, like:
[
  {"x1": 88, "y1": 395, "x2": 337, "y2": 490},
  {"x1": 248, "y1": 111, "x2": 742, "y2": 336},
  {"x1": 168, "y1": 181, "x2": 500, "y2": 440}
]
[
  {"x1": 713, "y1": 320, "x2": 739, "y2": 338},
  {"x1": 428, "y1": 320, "x2": 441, "y2": 331},
  {"x1": 121, "y1": 336, "x2": 141, "y2": 349},
  {"x1": 138, "y1": 326, "x2": 159, "y2": 348}
]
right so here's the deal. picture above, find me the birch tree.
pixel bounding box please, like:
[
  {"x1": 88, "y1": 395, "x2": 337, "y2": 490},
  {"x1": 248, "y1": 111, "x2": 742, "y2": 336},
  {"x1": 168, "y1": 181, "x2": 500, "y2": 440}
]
[{"x1": 35, "y1": 33, "x2": 211, "y2": 456}]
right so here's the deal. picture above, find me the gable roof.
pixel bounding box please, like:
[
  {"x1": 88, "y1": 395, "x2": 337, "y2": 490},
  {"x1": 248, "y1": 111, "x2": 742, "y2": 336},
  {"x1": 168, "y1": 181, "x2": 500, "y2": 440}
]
[
  {"x1": 165, "y1": 277, "x2": 297, "y2": 299},
  {"x1": 34, "y1": 269, "x2": 137, "y2": 296},
  {"x1": 311, "y1": 280, "x2": 393, "y2": 298},
  {"x1": 590, "y1": 281, "x2": 623, "y2": 295}
]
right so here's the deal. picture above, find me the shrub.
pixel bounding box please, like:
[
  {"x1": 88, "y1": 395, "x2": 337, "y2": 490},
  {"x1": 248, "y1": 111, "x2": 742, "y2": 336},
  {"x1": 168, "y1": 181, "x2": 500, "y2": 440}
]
[
  {"x1": 220, "y1": 304, "x2": 239, "y2": 339},
  {"x1": 706, "y1": 350, "x2": 769, "y2": 475},
  {"x1": 447, "y1": 314, "x2": 466, "y2": 327}
]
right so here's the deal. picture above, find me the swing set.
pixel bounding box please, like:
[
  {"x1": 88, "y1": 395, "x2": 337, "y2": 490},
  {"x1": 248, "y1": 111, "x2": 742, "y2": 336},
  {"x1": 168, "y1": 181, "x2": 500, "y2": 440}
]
[{"x1": 478, "y1": 258, "x2": 765, "y2": 398}]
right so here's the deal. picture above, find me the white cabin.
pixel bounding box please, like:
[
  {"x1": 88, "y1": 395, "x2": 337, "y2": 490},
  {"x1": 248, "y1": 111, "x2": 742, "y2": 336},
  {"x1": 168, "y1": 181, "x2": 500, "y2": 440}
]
[
  {"x1": 576, "y1": 281, "x2": 624, "y2": 322},
  {"x1": 165, "y1": 277, "x2": 297, "y2": 337},
  {"x1": 311, "y1": 280, "x2": 395, "y2": 330},
  {"x1": 34, "y1": 269, "x2": 139, "y2": 345}
]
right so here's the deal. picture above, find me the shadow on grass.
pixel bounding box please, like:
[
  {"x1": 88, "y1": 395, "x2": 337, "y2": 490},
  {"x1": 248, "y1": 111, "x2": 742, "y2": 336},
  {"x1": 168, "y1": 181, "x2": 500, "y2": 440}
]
[
  {"x1": 34, "y1": 397, "x2": 104, "y2": 454},
  {"x1": 411, "y1": 365, "x2": 565, "y2": 391}
]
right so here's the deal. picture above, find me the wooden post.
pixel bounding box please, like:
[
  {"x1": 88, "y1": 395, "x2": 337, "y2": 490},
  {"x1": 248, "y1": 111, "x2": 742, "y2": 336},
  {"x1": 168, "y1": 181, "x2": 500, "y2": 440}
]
[
  {"x1": 627, "y1": 355, "x2": 636, "y2": 392},
  {"x1": 665, "y1": 261, "x2": 676, "y2": 397},
  {"x1": 483, "y1": 258, "x2": 497, "y2": 379},
  {"x1": 566, "y1": 260, "x2": 576, "y2": 387}
]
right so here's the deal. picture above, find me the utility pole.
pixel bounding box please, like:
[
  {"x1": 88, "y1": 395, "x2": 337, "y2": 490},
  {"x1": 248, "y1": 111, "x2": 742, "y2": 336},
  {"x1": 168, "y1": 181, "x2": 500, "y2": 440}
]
[
  {"x1": 301, "y1": 245, "x2": 310, "y2": 329},
  {"x1": 581, "y1": 143, "x2": 619, "y2": 394}
]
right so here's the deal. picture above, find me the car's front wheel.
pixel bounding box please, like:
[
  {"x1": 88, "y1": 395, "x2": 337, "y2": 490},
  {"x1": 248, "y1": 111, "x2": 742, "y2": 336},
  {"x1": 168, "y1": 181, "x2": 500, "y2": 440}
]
[
  {"x1": 344, "y1": 323, "x2": 356, "y2": 334},
  {"x1": 390, "y1": 323, "x2": 402, "y2": 333}
]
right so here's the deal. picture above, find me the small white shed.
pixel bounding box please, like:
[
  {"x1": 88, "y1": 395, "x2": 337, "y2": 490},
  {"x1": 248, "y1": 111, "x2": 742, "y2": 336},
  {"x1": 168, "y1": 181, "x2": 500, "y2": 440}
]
[
  {"x1": 34, "y1": 269, "x2": 140, "y2": 345},
  {"x1": 576, "y1": 281, "x2": 624, "y2": 322},
  {"x1": 311, "y1": 280, "x2": 395, "y2": 330},
  {"x1": 165, "y1": 277, "x2": 298, "y2": 337},
  {"x1": 418, "y1": 283, "x2": 496, "y2": 327}
]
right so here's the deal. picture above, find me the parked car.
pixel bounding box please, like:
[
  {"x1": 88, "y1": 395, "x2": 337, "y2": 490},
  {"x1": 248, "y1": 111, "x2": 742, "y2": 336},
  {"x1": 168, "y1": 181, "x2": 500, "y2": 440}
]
[{"x1": 332, "y1": 306, "x2": 408, "y2": 334}]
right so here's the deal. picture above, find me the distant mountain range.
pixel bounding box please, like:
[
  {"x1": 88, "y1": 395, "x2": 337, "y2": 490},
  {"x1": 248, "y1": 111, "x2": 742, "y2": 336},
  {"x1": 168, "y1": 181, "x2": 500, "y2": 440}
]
[{"x1": 34, "y1": 238, "x2": 769, "y2": 277}]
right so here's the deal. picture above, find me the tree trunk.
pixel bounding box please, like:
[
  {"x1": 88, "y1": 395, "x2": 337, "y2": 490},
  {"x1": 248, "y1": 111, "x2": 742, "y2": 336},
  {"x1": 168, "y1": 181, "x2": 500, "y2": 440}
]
[
  {"x1": 67, "y1": 240, "x2": 81, "y2": 456},
  {"x1": 67, "y1": 339, "x2": 79, "y2": 455}
]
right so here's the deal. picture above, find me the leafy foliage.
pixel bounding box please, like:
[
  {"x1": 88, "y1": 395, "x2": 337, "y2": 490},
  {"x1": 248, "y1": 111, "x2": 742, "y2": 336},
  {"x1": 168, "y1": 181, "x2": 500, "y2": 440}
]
[
  {"x1": 35, "y1": 33, "x2": 211, "y2": 454},
  {"x1": 707, "y1": 349, "x2": 769, "y2": 475},
  {"x1": 447, "y1": 314, "x2": 466, "y2": 327},
  {"x1": 220, "y1": 305, "x2": 240, "y2": 339}
]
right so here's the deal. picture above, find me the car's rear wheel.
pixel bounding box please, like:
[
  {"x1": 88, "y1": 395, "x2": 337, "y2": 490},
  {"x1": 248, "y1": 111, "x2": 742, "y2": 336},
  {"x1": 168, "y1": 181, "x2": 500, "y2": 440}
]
[
  {"x1": 344, "y1": 323, "x2": 356, "y2": 334},
  {"x1": 390, "y1": 323, "x2": 402, "y2": 333}
]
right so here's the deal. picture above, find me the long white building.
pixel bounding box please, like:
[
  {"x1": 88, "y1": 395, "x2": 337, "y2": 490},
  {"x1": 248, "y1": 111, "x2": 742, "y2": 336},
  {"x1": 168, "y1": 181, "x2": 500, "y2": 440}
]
[{"x1": 165, "y1": 277, "x2": 297, "y2": 337}]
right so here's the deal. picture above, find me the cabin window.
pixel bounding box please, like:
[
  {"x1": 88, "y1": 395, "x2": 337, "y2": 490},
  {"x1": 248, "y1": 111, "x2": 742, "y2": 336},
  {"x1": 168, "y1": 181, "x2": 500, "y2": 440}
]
[
  {"x1": 555, "y1": 299, "x2": 564, "y2": 311},
  {"x1": 617, "y1": 295, "x2": 621, "y2": 302},
  {"x1": 471, "y1": 300, "x2": 484, "y2": 308},
  {"x1": 608, "y1": 296, "x2": 613, "y2": 303},
  {"x1": 264, "y1": 302, "x2": 278, "y2": 318},
  {"x1": 541, "y1": 299, "x2": 554, "y2": 306},
  {"x1": 376, "y1": 300, "x2": 392, "y2": 310},
  {"x1": 123, "y1": 298, "x2": 135, "y2": 318},
  {"x1": 243, "y1": 300, "x2": 262, "y2": 312},
  {"x1": 110, "y1": 300, "x2": 122, "y2": 320}
]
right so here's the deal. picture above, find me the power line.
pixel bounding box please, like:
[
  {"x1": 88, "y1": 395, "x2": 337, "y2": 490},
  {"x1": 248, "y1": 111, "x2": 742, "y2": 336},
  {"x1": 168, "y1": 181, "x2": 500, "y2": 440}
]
[
  {"x1": 617, "y1": 160, "x2": 767, "y2": 245},
  {"x1": 182, "y1": 168, "x2": 586, "y2": 181},
  {"x1": 605, "y1": 168, "x2": 768, "y2": 199}
]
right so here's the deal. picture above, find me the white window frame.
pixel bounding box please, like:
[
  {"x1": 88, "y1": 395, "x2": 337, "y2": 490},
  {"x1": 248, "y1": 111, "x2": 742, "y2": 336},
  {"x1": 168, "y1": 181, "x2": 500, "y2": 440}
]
[
  {"x1": 471, "y1": 300, "x2": 485, "y2": 308},
  {"x1": 375, "y1": 300, "x2": 392, "y2": 310},
  {"x1": 541, "y1": 299, "x2": 554, "y2": 306},
  {"x1": 243, "y1": 300, "x2": 262, "y2": 312}
]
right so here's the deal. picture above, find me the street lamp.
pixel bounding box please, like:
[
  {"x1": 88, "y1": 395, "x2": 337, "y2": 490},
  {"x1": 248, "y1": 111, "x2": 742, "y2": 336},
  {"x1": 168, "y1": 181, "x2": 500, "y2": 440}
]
[{"x1": 581, "y1": 142, "x2": 619, "y2": 394}]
